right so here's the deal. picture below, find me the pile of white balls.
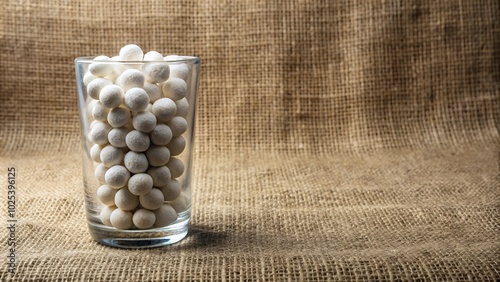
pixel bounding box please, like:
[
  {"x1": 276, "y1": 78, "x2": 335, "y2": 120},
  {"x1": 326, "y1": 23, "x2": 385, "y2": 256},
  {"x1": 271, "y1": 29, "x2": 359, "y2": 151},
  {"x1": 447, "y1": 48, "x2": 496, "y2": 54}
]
[{"x1": 85, "y1": 44, "x2": 190, "y2": 230}]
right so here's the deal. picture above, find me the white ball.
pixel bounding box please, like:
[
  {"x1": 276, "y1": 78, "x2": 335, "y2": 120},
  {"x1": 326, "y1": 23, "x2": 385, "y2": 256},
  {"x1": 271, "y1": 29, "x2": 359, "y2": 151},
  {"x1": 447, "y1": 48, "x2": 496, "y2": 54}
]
[
  {"x1": 115, "y1": 188, "x2": 139, "y2": 211},
  {"x1": 166, "y1": 116, "x2": 187, "y2": 137},
  {"x1": 89, "y1": 119, "x2": 99, "y2": 130},
  {"x1": 94, "y1": 163, "x2": 108, "y2": 184},
  {"x1": 153, "y1": 204, "x2": 178, "y2": 227},
  {"x1": 89, "y1": 55, "x2": 114, "y2": 77},
  {"x1": 160, "y1": 179, "x2": 182, "y2": 201},
  {"x1": 100, "y1": 145, "x2": 124, "y2": 167},
  {"x1": 144, "y1": 51, "x2": 164, "y2": 61},
  {"x1": 143, "y1": 62, "x2": 169, "y2": 83},
  {"x1": 169, "y1": 192, "x2": 189, "y2": 213},
  {"x1": 164, "y1": 55, "x2": 189, "y2": 81},
  {"x1": 87, "y1": 78, "x2": 112, "y2": 100},
  {"x1": 99, "y1": 85, "x2": 124, "y2": 108},
  {"x1": 87, "y1": 99, "x2": 99, "y2": 119},
  {"x1": 164, "y1": 55, "x2": 182, "y2": 61},
  {"x1": 100, "y1": 205, "x2": 116, "y2": 226},
  {"x1": 162, "y1": 78, "x2": 187, "y2": 101},
  {"x1": 167, "y1": 136, "x2": 186, "y2": 156},
  {"x1": 146, "y1": 145, "x2": 170, "y2": 167},
  {"x1": 90, "y1": 144, "x2": 103, "y2": 163},
  {"x1": 125, "y1": 130, "x2": 150, "y2": 152},
  {"x1": 152, "y1": 98, "x2": 177, "y2": 122},
  {"x1": 139, "y1": 188, "x2": 164, "y2": 210},
  {"x1": 128, "y1": 173, "x2": 154, "y2": 196},
  {"x1": 175, "y1": 98, "x2": 189, "y2": 117},
  {"x1": 110, "y1": 208, "x2": 133, "y2": 230},
  {"x1": 105, "y1": 165, "x2": 130, "y2": 188},
  {"x1": 116, "y1": 69, "x2": 145, "y2": 92},
  {"x1": 104, "y1": 72, "x2": 119, "y2": 83},
  {"x1": 148, "y1": 166, "x2": 171, "y2": 187},
  {"x1": 97, "y1": 184, "x2": 117, "y2": 206},
  {"x1": 123, "y1": 151, "x2": 149, "y2": 173},
  {"x1": 107, "y1": 107, "x2": 131, "y2": 128},
  {"x1": 169, "y1": 64, "x2": 189, "y2": 81},
  {"x1": 119, "y1": 44, "x2": 144, "y2": 61},
  {"x1": 110, "y1": 55, "x2": 128, "y2": 76},
  {"x1": 89, "y1": 121, "x2": 111, "y2": 145},
  {"x1": 150, "y1": 124, "x2": 173, "y2": 145},
  {"x1": 83, "y1": 72, "x2": 97, "y2": 86},
  {"x1": 124, "y1": 87, "x2": 150, "y2": 112},
  {"x1": 133, "y1": 209, "x2": 156, "y2": 229},
  {"x1": 91, "y1": 101, "x2": 109, "y2": 121},
  {"x1": 108, "y1": 127, "x2": 129, "y2": 148},
  {"x1": 143, "y1": 82, "x2": 162, "y2": 103},
  {"x1": 132, "y1": 111, "x2": 157, "y2": 133},
  {"x1": 166, "y1": 157, "x2": 184, "y2": 178}
]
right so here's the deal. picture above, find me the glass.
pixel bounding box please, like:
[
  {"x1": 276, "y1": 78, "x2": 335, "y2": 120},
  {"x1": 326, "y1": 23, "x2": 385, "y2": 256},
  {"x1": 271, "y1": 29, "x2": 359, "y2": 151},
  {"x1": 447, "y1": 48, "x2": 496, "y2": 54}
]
[{"x1": 74, "y1": 56, "x2": 201, "y2": 248}]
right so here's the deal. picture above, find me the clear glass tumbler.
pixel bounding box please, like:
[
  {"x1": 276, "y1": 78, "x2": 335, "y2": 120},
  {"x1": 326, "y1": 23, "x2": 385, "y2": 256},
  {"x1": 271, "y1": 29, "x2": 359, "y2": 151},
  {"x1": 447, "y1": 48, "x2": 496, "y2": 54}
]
[{"x1": 74, "y1": 56, "x2": 200, "y2": 248}]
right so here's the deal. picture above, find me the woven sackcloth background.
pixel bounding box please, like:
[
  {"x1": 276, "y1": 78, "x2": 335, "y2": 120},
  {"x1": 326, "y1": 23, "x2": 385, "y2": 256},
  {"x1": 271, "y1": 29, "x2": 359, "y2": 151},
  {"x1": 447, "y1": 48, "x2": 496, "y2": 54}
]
[{"x1": 1, "y1": 0, "x2": 499, "y2": 281}]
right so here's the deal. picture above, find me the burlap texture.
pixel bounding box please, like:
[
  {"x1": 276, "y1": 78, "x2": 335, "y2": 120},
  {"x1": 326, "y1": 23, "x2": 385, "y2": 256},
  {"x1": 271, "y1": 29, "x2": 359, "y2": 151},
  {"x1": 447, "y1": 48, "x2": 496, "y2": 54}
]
[{"x1": 0, "y1": 0, "x2": 499, "y2": 281}]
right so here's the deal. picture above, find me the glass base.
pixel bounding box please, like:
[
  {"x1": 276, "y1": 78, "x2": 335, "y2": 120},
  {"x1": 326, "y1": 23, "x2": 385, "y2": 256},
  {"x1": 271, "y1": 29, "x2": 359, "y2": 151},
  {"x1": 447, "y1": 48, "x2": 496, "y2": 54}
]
[
  {"x1": 98, "y1": 230, "x2": 188, "y2": 248},
  {"x1": 88, "y1": 211, "x2": 190, "y2": 249}
]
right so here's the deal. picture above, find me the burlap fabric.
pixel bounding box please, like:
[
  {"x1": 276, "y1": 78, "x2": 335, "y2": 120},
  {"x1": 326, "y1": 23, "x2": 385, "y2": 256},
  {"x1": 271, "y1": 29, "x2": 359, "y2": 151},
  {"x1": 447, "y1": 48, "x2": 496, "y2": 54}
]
[{"x1": 0, "y1": 0, "x2": 498, "y2": 281}]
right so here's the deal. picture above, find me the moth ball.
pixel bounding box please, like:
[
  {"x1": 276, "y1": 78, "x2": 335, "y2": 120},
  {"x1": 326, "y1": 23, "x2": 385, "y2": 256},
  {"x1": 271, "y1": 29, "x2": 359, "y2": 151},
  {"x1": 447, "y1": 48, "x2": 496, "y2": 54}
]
[
  {"x1": 150, "y1": 124, "x2": 173, "y2": 145},
  {"x1": 100, "y1": 145, "x2": 124, "y2": 167},
  {"x1": 152, "y1": 98, "x2": 177, "y2": 122},
  {"x1": 143, "y1": 62, "x2": 169, "y2": 83},
  {"x1": 123, "y1": 151, "x2": 149, "y2": 173},
  {"x1": 99, "y1": 85, "x2": 124, "y2": 108},
  {"x1": 139, "y1": 188, "x2": 164, "y2": 210},
  {"x1": 128, "y1": 173, "x2": 154, "y2": 196},
  {"x1": 100, "y1": 206, "x2": 117, "y2": 227},
  {"x1": 114, "y1": 187, "x2": 139, "y2": 211},
  {"x1": 97, "y1": 185, "x2": 117, "y2": 206},
  {"x1": 87, "y1": 78, "x2": 112, "y2": 100},
  {"x1": 108, "y1": 127, "x2": 129, "y2": 148},
  {"x1": 167, "y1": 157, "x2": 184, "y2": 178},
  {"x1": 160, "y1": 179, "x2": 182, "y2": 201},
  {"x1": 153, "y1": 204, "x2": 178, "y2": 227},
  {"x1": 105, "y1": 165, "x2": 130, "y2": 188},
  {"x1": 147, "y1": 166, "x2": 171, "y2": 187},
  {"x1": 89, "y1": 121, "x2": 111, "y2": 145},
  {"x1": 124, "y1": 87, "x2": 150, "y2": 112},
  {"x1": 166, "y1": 116, "x2": 187, "y2": 137},
  {"x1": 167, "y1": 136, "x2": 186, "y2": 156},
  {"x1": 146, "y1": 145, "x2": 170, "y2": 167},
  {"x1": 94, "y1": 163, "x2": 108, "y2": 184},
  {"x1": 91, "y1": 101, "x2": 109, "y2": 121},
  {"x1": 110, "y1": 208, "x2": 134, "y2": 230},
  {"x1": 89, "y1": 55, "x2": 114, "y2": 77},
  {"x1": 169, "y1": 192, "x2": 189, "y2": 213},
  {"x1": 132, "y1": 111, "x2": 157, "y2": 133},
  {"x1": 143, "y1": 81, "x2": 162, "y2": 103},
  {"x1": 83, "y1": 72, "x2": 97, "y2": 86},
  {"x1": 116, "y1": 69, "x2": 145, "y2": 92},
  {"x1": 107, "y1": 107, "x2": 131, "y2": 128},
  {"x1": 125, "y1": 130, "x2": 150, "y2": 152},
  {"x1": 143, "y1": 51, "x2": 164, "y2": 61},
  {"x1": 164, "y1": 55, "x2": 189, "y2": 81},
  {"x1": 162, "y1": 77, "x2": 187, "y2": 101},
  {"x1": 133, "y1": 209, "x2": 156, "y2": 229},
  {"x1": 119, "y1": 44, "x2": 144, "y2": 61},
  {"x1": 90, "y1": 144, "x2": 103, "y2": 163},
  {"x1": 175, "y1": 98, "x2": 189, "y2": 118}
]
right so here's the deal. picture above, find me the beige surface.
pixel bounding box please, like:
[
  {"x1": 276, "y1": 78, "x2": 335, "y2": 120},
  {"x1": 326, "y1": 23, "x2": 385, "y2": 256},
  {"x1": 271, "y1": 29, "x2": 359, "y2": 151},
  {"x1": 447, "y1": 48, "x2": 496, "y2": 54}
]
[{"x1": 0, "y1": 0, "x2": 499, "y2": 280}]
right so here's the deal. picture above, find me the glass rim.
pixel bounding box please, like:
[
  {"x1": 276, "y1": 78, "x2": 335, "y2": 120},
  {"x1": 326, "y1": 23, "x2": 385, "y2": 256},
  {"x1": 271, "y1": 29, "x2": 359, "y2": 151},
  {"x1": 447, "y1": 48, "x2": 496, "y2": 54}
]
[{"x1": 75, "y1": 56, "x2": 200, "y2": 64}]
